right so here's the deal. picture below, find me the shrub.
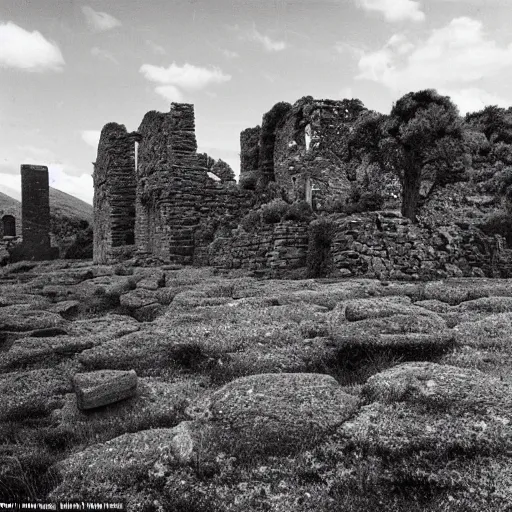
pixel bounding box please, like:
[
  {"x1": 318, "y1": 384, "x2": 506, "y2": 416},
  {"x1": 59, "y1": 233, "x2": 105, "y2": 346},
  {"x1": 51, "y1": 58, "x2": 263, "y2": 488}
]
[
  {"x1": 283, "y1": 200, "x2": 313, "y2": 222},
  {"x1": 239, "y1": 171, "x2": 259, "y2": 190},
  {"x1": 307, "y1": 217, "x2": 335, "y2": 277},
  {"x1": 477, "y1": 210, "x2": 512, "y2": 247},
  {"x1": 239, "y1": 210, "x2": 261, "y2": 232},
  {"x1": 260, "y1": 199, "x2": 290, "y2": 224},
  {"x1": 64, "y1": 227, "x2": 93, "y2": 259}
]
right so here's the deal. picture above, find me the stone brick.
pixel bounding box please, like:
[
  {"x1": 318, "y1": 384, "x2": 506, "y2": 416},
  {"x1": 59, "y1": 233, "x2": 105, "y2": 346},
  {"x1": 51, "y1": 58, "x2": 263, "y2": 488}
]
[{"x1": 73, "y1": 370, "x2": 138, "y2": 410}]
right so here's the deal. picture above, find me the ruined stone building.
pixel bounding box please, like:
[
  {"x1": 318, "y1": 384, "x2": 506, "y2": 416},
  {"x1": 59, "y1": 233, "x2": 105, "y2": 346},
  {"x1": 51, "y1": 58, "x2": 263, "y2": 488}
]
[
  {"x1": 93, "y1": 103, "x2": 254, "y2": 264},
  {"x1": 92, "y1": 97, "x2": 386, "y2": 265},
  {"x1": 240, "y1": 96, "x2": 369, "y2": 209}
]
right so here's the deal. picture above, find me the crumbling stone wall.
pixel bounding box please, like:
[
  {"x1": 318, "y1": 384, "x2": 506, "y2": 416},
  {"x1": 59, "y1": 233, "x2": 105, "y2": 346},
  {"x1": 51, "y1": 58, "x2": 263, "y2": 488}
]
[
  {"x1": 20, "y1": 164, "x2": 54, "y2": 260},
  {"x1": 273, "y1": 97, "x2": 367, "y2": 208},
  {"x1": 329, "y1": 212, "x2": 504, "y2": 280},
  {"x1": 93, "y1": 123, "x2": 138, "y2": 264},
  {"x1": 135, "y1": 103, "x2": 254, "y2": 264},
  {"x1": 207, "y1": 222, "x2": 309, "y2": 276}
]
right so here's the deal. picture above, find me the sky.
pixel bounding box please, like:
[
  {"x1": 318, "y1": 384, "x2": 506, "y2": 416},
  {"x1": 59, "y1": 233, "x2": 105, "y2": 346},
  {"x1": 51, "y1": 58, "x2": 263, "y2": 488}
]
[{"x1": 2, "y1": 0, "x2": 512, "y2": 205}]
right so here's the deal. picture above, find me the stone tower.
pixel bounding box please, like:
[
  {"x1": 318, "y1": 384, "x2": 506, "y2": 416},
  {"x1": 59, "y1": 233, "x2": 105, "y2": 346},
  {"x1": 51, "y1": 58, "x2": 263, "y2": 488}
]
[
  {"x1": 93, "y1": 124, "x2": 139, "y2": 264},
  {"x1": 20, "y1": 164, "x2": 53, "y2": 260}
]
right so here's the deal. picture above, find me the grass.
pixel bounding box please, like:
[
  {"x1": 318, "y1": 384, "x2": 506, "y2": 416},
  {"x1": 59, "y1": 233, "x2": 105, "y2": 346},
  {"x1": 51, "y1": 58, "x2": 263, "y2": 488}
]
[{"x1": 2, "y1": 263, "x2": 512, "y2": 509}]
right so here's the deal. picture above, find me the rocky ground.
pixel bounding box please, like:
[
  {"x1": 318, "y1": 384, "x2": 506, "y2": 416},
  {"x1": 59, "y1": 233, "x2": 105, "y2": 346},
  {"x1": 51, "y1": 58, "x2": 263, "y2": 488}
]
[{"x1": 1, "y1": 260, "x2": 512, "y2": 511}]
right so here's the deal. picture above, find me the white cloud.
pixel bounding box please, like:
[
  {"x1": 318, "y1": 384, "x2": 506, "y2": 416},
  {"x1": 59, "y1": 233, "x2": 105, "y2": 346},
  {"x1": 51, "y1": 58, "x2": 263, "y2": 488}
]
[
  {"x1": 81, "y1": 6, "x2": 122, "y2": 32},
  {"x1": 440, "y1": 88, "x2": 511, "y2": 115},
  {"x1": 355, "y1": 0, "x2": 425, "y2": 22},
  {"x1": 155, "y1": 85, "x2": 184, "y2": 102},
  {"x1": 141, "y1": 62, "x2": 230, "y2": 101},
  {"x1": 91, "y1": 47, "x2": 118, "y2": 64},
  {"x1": 357, "y1": 17, "x2": 512, "y2": 108},
  {"x1": 81, "y1": 130, "x2": 101, "y2": 149},
  {"x1": 48, "y1": 165, "x2": 93, "y2": 204},
  {"x1": 0, "y1": 22, "x2": 64, "y2": 72},
  {"x1": 244, "y1": 26, "x2": 288, "y2": 52}
]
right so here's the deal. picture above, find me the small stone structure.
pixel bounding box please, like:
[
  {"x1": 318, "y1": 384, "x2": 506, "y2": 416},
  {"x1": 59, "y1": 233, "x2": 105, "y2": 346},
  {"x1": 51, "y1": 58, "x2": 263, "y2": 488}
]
[{"x1": 19, "y1": 164, "x2": 55, "y2": 260}]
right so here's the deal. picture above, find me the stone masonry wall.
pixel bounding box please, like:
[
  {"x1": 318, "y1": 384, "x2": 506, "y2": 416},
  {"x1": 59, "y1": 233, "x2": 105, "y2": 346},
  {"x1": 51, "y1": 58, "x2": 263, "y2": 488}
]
[
  {"x1": 240, "y1": 126, "x2": 261, "y2": 176},
  {"x1": 206, "y1": 212, "x2": 508, "y2": 280},
  {"x1": 329, "y1": 212, "x2": 505, "y2": 280},
  {"x1": 93, "y1": 123, "x2": 138, "y2": 264},
  {"x1": 273, "y1": 97, "x2": 367, "y2": 209},
  {"x1": 207, "y1": 222, "x2": 309, "y2": 276},
  {"x1": 135, "y1": 103, "x2": 255, "y2": 264}
]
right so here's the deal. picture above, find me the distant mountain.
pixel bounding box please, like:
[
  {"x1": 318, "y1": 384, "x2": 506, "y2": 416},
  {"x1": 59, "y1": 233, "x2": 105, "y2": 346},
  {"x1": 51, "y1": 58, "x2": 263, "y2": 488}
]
[
  {"x1": 49, "y1": 188, "x2": 92, "y2": 223},
  {"x1": 0, "y1": 191, "x2": 20, "y2": 213}
]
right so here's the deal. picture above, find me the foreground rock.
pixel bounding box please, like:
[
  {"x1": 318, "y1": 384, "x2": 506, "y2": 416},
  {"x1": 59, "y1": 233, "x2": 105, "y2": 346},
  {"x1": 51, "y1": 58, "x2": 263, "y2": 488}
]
[
  {"x1": 334, "y1": 362, "x2": 512, "y2": 509},
  {"x1": 186, "y1": 372, "x2": 360, "y2": 455},
  {"x1": 73, "y1": 369, "x2": 138, "y2": 410}
]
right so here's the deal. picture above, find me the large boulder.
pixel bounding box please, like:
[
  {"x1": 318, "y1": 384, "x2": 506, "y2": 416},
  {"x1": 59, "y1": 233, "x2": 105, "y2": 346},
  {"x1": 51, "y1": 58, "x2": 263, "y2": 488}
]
[
  {"x1": 454, "y1": 313, "x2": 512, "y2": 348},
  {"x1": 49, "y1": 423, "x2": 213, "y2": 504},
  {"x1": 333, "y1": 312, "x2": 447, "y2": 339},
  {"x1": 186, "y1": 373, "x2": 360, "y2": 455},
  {"x1": 362, "y1": 361, "x2": 512, "y2": 415},
  {"x1": 344, "y1": 296, "x2": 419, "y2": 322}
]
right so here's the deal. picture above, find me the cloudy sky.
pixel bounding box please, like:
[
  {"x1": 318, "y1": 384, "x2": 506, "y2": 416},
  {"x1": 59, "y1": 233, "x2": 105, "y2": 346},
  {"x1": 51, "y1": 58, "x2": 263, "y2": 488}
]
[{"x1": 1, "y1": 0, "x2": 512, "y2": 204}]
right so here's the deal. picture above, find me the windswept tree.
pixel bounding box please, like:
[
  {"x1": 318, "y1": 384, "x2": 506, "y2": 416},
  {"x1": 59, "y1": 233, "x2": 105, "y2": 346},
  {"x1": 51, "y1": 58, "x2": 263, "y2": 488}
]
[
  {"x1": 349, "y1": 90, "x2": 468, "y2": 221},
  {"x1": 385, "y1": 90, "x2": 468, "y2": 221}
]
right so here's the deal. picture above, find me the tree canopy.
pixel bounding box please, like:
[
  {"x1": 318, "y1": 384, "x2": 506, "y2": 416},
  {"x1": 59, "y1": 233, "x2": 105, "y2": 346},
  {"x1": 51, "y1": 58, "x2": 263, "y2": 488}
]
[{"x1": 349, "y1": 89, "x2": 468, "y2": 221}]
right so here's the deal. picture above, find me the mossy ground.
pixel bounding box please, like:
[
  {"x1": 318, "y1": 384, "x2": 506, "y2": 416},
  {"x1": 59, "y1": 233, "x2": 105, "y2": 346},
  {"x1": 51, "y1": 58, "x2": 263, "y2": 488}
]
[{"x1": 1, "y1": 261, "x2": 511, "y2": 510}]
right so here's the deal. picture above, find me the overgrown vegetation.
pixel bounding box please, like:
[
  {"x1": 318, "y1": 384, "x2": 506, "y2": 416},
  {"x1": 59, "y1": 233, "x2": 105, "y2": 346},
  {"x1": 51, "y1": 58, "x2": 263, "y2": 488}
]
[{"x1": 307, "y1": 217, "x2": 335, "y2": 277}]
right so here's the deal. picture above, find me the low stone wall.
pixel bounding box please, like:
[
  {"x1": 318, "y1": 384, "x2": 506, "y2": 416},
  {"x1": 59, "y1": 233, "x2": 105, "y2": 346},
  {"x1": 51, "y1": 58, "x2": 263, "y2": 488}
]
[
  {"x1": 207, "y1": 222, "x2": 309, "y2": 276},
  {"x1": 204, "y1": 211, "x2": 510, "y2": 280},
  {"x1": 330, "y1": 211, "x2": 505, "y2": 279}
]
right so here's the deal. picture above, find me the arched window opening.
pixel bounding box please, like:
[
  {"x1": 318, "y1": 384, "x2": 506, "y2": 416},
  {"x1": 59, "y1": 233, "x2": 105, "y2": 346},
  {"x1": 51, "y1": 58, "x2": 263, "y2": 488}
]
[
  {"x1": 2, "y1": 215, "x2": 16, "y2": 237},
  {"x1": 305, "y1": 124, "x2": 312, "y2": 151}
]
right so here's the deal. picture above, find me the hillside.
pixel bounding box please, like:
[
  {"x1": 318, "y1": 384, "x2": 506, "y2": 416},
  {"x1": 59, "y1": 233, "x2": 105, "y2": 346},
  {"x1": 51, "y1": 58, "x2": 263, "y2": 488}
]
[
  {"x1": 49, "y1": 188, "x2": 93, "y2": 224},
  {"x1": 0, "y1": 188, "x2": 92, "y2": 224}
]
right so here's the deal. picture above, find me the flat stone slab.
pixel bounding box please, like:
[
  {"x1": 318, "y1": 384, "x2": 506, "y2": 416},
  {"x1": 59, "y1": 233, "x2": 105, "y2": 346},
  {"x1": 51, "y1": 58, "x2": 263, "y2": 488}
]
[{"x1": 73, "y1": 369, "x2": 138, "y2": 410}]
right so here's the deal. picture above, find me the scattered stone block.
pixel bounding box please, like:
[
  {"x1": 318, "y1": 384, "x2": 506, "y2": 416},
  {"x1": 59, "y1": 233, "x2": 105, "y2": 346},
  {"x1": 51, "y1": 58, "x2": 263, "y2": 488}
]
[{"x1": 73, "y1": 369, "x2": 138, "y2": 410}]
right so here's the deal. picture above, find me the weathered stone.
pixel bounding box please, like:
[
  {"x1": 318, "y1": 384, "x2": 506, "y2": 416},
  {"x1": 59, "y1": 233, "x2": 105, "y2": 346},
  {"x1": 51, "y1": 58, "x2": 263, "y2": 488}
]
[
  {"x1": 0, "y1": 305, "x2": 65, "y2": 331},
  {"x1": 73, "y1": 369, "x2": 138, "y2": 410},
  {"x1": 119, "y1": 288, "x2": 159, "y2": 309},
  {"x1": 334, "y1": 312, "x2": 447, "y2": 338},
  {"x1": 344, "y1": 296, "x2": 436, "y2": 322},
  {"x1": 363, "y1": 362, "x2": 512, "y2": 416},
  {"x1": 454, "y1": 313, "x2": 512, "y2": 348},
  {"x1": 186, "y1": 373, "x2": 360, "y2": 454}
]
